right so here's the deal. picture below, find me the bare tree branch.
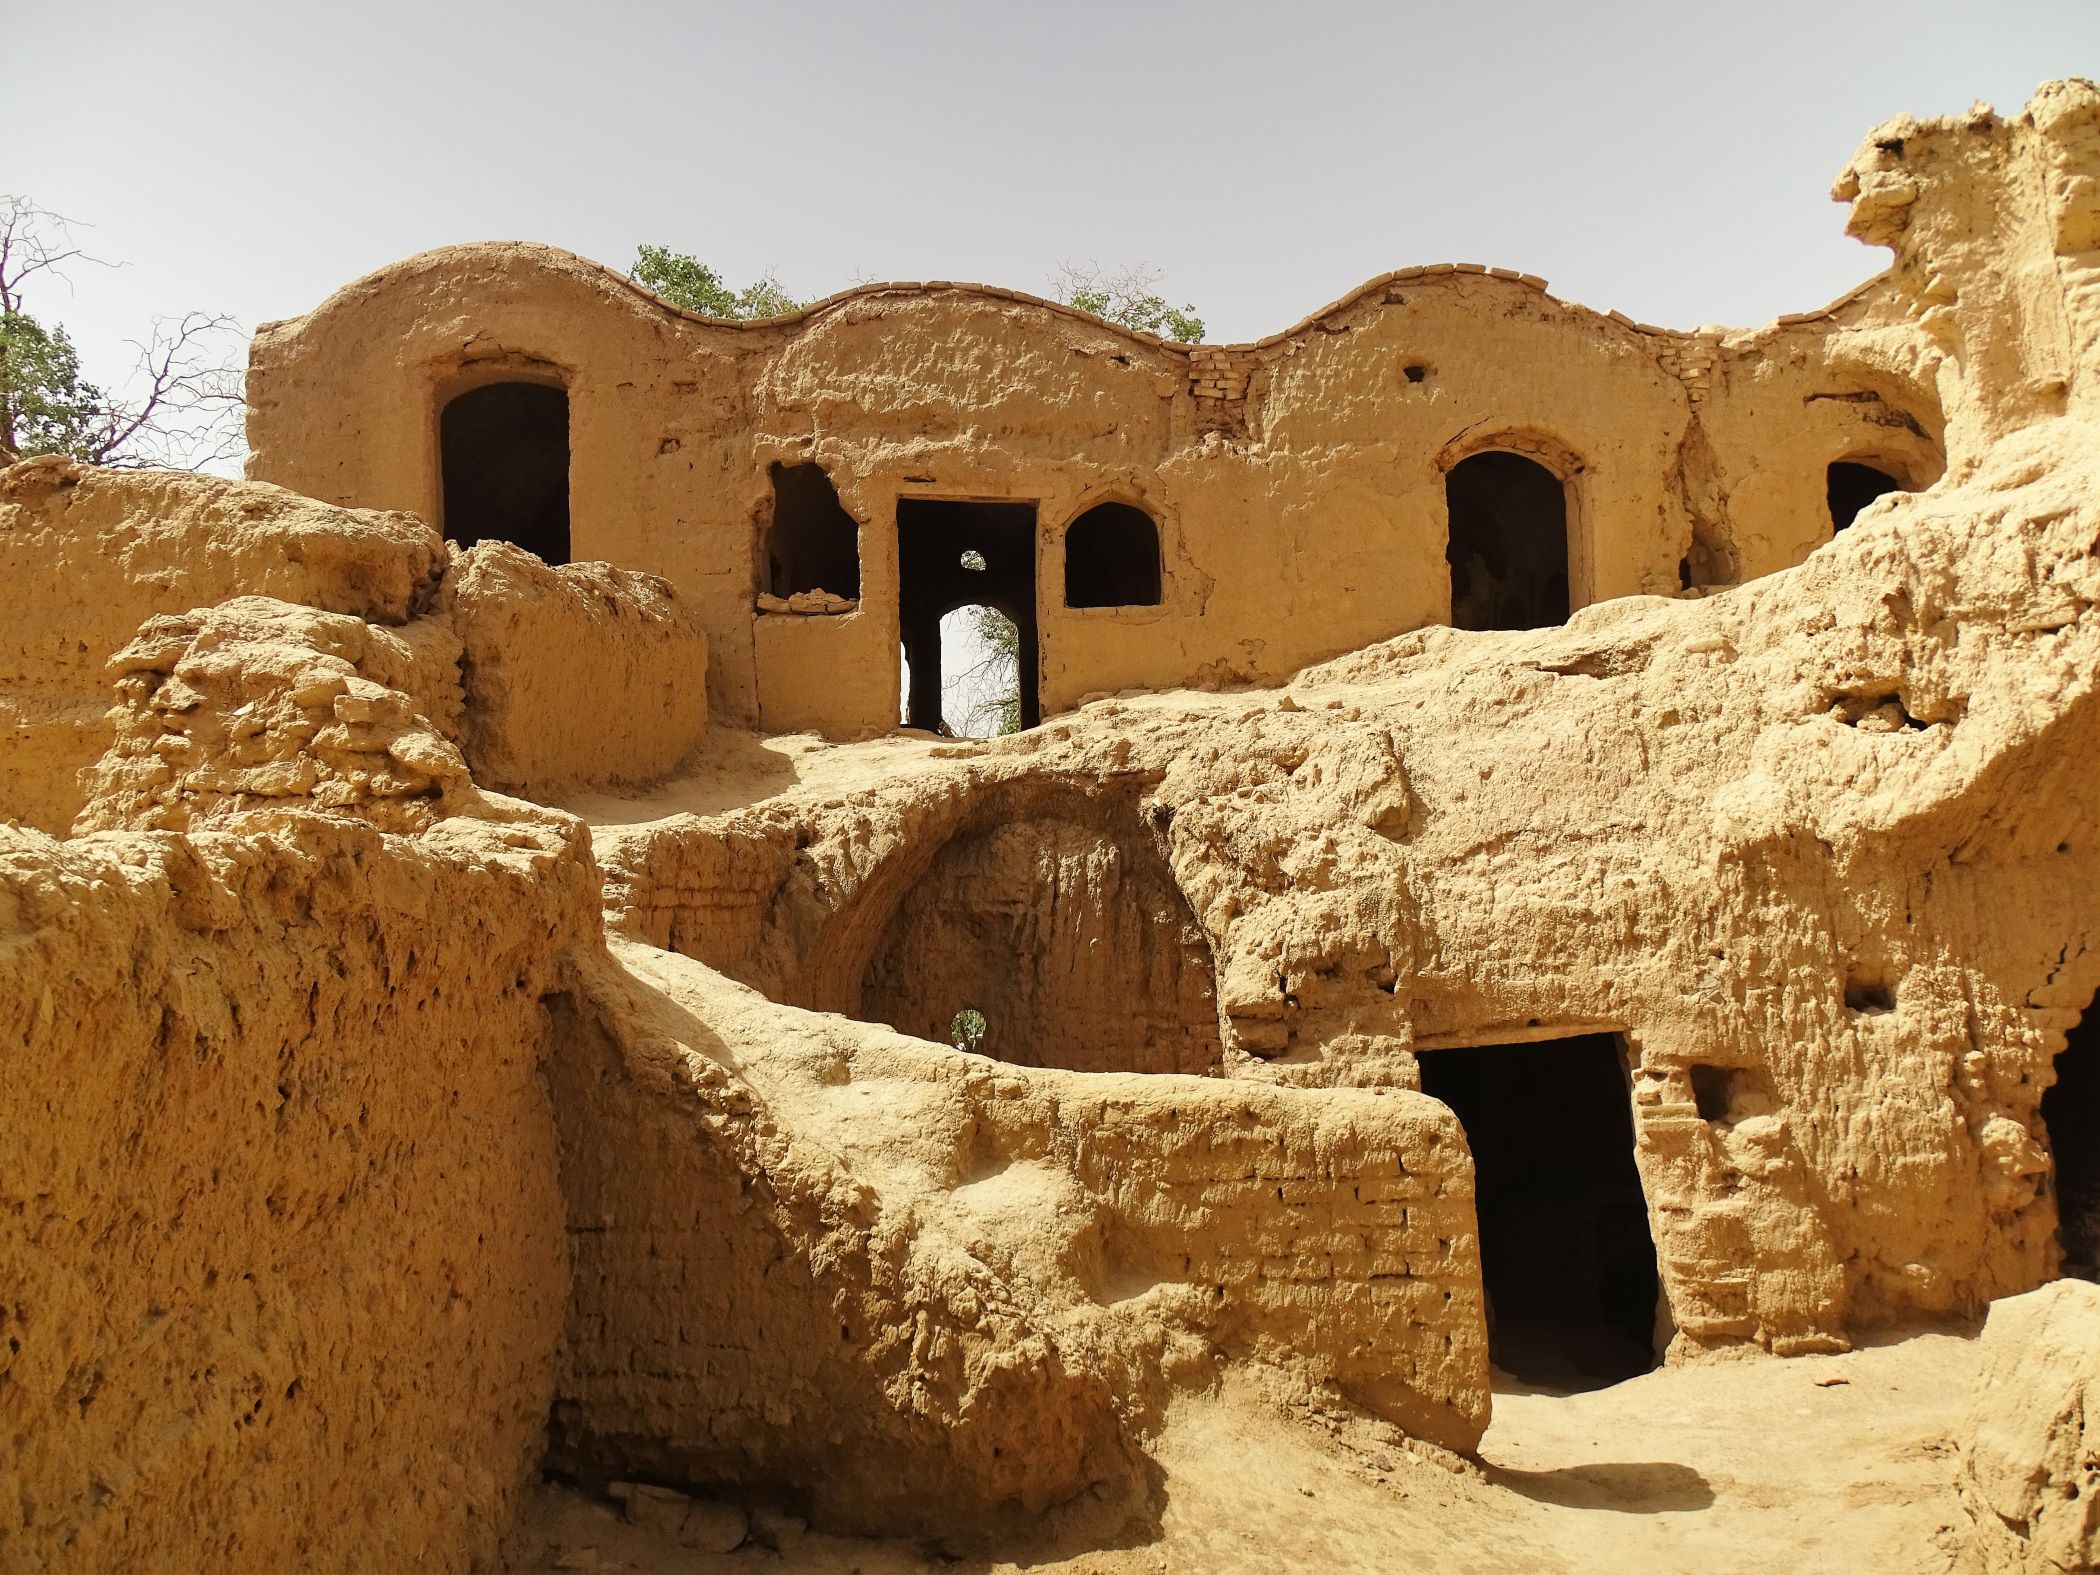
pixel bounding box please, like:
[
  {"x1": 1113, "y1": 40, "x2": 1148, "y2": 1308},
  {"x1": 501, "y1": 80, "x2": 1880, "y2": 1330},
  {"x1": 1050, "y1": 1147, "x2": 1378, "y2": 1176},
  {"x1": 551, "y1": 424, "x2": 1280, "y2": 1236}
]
[{"x1": 1, "y1": 197, "x2": 246, "y2": 473}]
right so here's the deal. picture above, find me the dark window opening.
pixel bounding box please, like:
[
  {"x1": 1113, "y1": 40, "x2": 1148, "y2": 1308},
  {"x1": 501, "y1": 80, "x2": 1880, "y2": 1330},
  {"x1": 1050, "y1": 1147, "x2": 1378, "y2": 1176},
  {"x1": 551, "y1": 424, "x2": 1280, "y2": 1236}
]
[
  {"x1": 764, "y1": 462, "x2": 861, "y2": 600},
  {"x1": 440, "y1": 382, "x2": 571, "y2": 564},
  {"x1": 2046, "y1": 1005, "x2": 2100, "y2": 1278},
  {"x1": 1827, "y1": 461, "x2": 1906, "y2": 533},
  {"x1": 1417, "y1": 1032, "x2": 1661, "y2": 1389},
  {"x1": 898, "y1": 499, "x2": 1039, "y2": 733},
  {"x1": 1689, "y1": 1064, "x2": 1738, "y2": 1123},
  {"x1": 1064, "y1": 501, "x2": 1162, "y2": 608},
  {"x1": 1445, "y1": 451, "x2": 1571, "y2": 631}
]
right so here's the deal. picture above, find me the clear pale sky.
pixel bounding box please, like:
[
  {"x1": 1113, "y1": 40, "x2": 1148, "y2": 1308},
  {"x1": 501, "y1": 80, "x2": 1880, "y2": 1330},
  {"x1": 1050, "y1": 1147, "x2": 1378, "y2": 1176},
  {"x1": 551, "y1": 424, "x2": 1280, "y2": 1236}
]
[{"x1": 10, "y1": 0, "x2": 2097, "y2": 409}]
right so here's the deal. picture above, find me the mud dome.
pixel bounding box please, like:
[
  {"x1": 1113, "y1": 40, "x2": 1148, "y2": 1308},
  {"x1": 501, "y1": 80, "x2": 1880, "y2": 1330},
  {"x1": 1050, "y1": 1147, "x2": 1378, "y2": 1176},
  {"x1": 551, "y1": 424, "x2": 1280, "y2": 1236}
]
[{"x1": 5, "y1": 77, "x2": 2100, "y2": 1575}]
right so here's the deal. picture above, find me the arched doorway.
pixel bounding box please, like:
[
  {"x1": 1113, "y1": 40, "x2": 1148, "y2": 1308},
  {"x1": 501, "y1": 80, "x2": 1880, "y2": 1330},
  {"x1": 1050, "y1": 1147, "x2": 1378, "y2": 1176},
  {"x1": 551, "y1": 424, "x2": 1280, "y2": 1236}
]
[
  {"x1": 439, "y1": 381, "x2": 570, "y2": 564},
  {"x1": 1445, "y1": 450, "x2": 1571, "y2": 631}
]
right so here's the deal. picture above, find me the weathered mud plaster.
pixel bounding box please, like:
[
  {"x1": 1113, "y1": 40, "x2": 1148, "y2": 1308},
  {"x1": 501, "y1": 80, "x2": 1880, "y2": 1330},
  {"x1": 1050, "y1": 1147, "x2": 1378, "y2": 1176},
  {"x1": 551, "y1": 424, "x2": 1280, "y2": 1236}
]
[{"x1": 1, "y1": 76, "x2": 2097, "y2": 1575}]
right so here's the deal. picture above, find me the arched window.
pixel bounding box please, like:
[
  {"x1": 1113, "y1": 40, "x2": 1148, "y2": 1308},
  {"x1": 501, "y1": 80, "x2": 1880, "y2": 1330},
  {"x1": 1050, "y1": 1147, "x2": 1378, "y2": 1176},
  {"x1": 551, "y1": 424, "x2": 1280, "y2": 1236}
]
[
  {"x1": 1445, "y1": 450, "x2": 1570, "y2": 631},
  {"x1": 1827, "y1": 461, "x2": 1907, "y2": 532},
  {"x1": 439, "y1": 382, "x2": 570, "y2": 564},
  {"x1": 1064, "y1": 501, "x2": 1162, "y2": 608},
  {"x1": 763, "y1": 462, "x2": 861, "y2": 600}
]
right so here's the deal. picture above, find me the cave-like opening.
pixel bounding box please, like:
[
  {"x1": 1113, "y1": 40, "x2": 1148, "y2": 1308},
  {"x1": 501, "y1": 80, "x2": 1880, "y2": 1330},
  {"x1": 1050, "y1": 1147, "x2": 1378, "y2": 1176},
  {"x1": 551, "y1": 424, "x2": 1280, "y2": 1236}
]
[{"x1": 1417, "y1": 1032, "x2": 1661, "y2": 1389}]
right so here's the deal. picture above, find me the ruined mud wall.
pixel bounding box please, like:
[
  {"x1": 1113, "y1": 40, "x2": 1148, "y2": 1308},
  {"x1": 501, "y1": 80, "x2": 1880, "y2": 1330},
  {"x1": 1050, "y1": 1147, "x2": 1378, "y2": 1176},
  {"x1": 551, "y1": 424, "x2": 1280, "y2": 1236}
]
[
  {"x1": 861, "y1": 808, "x2": 1223, "y2": 1074},
  {"x1": 0, "y1": 813, "x2": 595, "y2": 1574},
  {"x1": 245, "y1": 237, "x2": 1941, "y2": 740},
  {"x1": 439, "y1": 542, "x2": 709, "y2": 797},
  {"x1": 549, "y1": 940, "x2": 1486, "y2": 1535},
  {"x1": 0, "y1": 458, "x2": 445, "y2": 832},
  {"x1": 0, "y1": 461, "x2": 714, "y2": 824}
]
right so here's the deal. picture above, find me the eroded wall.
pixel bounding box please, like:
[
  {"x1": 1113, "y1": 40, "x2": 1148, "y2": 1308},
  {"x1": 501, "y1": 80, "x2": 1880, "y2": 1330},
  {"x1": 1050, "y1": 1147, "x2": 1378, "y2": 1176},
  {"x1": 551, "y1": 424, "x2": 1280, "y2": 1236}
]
[{"x1": 0, "y1": 814, "x2": 593, "y2": 1573}]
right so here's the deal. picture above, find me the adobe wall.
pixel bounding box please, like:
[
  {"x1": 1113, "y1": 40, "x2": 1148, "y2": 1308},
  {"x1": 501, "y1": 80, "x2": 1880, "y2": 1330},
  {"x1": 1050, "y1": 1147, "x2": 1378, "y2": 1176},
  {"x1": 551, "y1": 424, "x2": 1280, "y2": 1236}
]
[
  {"x1": 549, "y1": 938, "x2": 1487, "y2": 1535},
  {"x1": 0, "y1": 460, "x2": 709, "y2": 827},
  {"x1": 245, "y1": 241, "x2": 1944, "y2": 739},
  {"x1": 0, "y1": 813, "x2": 593, "y2": 1574}
]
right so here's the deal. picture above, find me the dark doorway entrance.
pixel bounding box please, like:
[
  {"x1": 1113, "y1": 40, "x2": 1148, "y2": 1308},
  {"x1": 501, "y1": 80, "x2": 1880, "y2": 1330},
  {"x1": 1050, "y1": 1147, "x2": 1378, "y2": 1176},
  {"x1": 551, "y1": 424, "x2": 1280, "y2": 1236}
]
[
  {"x1": 1826, "y1": 461, "x2": 1906, "y2": 533},
  {"x1": 2046, "y1": 1006, "x2": 2100, "y2": 1277},
  {"x1": 1416, "y1": 1032, "x2": 1661, "y2": 1389},
  {"x1": 1445, "y1": 451, "x2": 1571, "y2": 631},
  {"x1": 440, "y1": 382, "x2": 571, "y2": 564},
  {"x1": 897, "y1": 499, "x2": 1039, "y2": 733}
]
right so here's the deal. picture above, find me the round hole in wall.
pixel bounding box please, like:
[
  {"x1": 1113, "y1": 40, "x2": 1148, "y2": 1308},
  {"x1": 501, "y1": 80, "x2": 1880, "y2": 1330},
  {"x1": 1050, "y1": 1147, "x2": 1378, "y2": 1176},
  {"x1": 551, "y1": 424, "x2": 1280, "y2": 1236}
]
[
  {"x1": 1403, "y1": 361, "x2": 1431, "y2": 385},
  {"x1": 950, "y1": 1007, "x2": 988, "y2": 1054}
]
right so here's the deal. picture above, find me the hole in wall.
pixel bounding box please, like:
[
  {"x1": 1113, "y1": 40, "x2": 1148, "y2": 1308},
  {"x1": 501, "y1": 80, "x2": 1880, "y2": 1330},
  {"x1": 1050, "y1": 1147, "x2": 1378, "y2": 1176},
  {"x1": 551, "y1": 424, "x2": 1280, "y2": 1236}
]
[
  {"x1": 949, "y1": 1007, "x2": 988, "y2": 1055},
  {"x1": 1416, "y1": 1032, "x2": 1661, "y2": 1389},
  {"x1": 2046, "y1": 1003, "x2": 2100, "y2": 1277},
  {"x1": 1827, "y1": 461, "x2": 1907, "y2": 533},
  {"x1": 1403, "y1": 362, "x2": 1430, "y2": 385},
  {"x1": 440, "y1": 382, "x2": 571, "y2": 563},
  {"x1": 1064, "y1": 501, "x2": 1162, "y2": 609},
  {"x1": 764, "y1": 462, "x2": 861, "y2": 599},
  {"x1": 1689, "y1": 1065, "x2": 1739, "y2": 1123},
  {"x1": 859, "y1": 800, "x2": 1221, "y2": 1075},
  {"x1": 1445, "y1": 451, "x2": 1571, "y2": 632},
  {"x1": 1844, "y1": 976, "x2": 1897, "y2": 1014}
]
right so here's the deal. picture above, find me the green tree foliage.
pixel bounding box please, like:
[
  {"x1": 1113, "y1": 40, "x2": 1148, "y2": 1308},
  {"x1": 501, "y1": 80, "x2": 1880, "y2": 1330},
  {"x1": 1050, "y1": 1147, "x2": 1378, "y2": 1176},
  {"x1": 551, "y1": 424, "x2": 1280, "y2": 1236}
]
[
  {"x1": 962, "y1": 606, "x2": 1023, "y2": 736},
  {"x1": 0, "y1": 195, "x2": 245, "y2": 469},
  {"x1": 630, "y1": 245, "x2": 805, "y2": 319},
  {"x1": 0, "y1": 311, "x2": 104, "y2": 460},
  {"x1": 1053, "y1": 262, "x2": 1205, "y2": 343}
]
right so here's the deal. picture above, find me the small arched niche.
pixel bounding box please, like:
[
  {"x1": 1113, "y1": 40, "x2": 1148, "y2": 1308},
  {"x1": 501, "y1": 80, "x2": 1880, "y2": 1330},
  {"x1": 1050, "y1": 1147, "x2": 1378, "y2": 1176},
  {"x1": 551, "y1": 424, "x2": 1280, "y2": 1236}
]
[
  {"x1": 440, "y1": 381, "x2": 571, "y2": 564},
  {"x1": 1826, "y1": 460, "x2": 1909, "y2": 533},
  {"x1": 1444, "y1": 450, "x2": 1571, "y2": 631},
  {"x1": 859, "y1": 796, "x2": 1220, "y2": 1075},
  {"x1": 763, "y1": 462, "x2": 861, "y2": 600},
  {"x1": 1064, "y1": 501, "x2": 1162, "y2": 608}
]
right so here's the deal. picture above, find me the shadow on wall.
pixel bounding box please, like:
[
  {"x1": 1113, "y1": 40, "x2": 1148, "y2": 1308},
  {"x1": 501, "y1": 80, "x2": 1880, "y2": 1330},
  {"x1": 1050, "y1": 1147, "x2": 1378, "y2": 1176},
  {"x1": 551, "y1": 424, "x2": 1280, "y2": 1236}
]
[{"x1": 857, "y1": 793, "x2": 1221, "y2": 1075}]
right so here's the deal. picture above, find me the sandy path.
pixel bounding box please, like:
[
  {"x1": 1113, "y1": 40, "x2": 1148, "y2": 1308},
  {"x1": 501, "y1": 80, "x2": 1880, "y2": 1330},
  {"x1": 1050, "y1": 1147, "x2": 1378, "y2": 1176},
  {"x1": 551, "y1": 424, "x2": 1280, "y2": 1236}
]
[{"x1": 507, "y1": 1326, "x2": 1978, "y2": 1574}]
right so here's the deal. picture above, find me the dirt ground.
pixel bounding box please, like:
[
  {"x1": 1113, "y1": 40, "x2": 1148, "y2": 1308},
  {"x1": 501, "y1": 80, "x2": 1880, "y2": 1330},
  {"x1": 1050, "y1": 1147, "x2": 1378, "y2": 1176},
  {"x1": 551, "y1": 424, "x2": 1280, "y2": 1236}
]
[{"x1": 505, "y1": 1324, "x2": 1980, "y2": 1575}]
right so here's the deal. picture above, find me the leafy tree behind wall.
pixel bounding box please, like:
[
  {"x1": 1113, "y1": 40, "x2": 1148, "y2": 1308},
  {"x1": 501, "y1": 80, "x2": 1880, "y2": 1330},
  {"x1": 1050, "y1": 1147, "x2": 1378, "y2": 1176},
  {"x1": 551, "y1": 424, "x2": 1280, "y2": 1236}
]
[
  {"x1": 0, "y1": 196, "x2": 245, "y2": 470},
  {"x1": 1051, "y1": 261, "x2": 1206, "y2": 343},
  {"x1": 630, "y1": 246, "x2": 806, "y2": 319}
]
